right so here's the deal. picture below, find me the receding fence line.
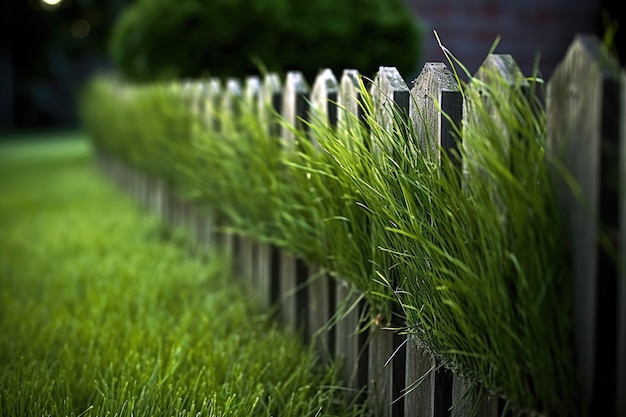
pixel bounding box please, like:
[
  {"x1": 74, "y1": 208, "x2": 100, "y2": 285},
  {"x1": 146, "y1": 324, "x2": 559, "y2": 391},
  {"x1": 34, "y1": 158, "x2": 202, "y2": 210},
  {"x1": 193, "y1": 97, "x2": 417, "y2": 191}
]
[{"x1": 96, "y1": 33, "x2": 624, "y2": 417}]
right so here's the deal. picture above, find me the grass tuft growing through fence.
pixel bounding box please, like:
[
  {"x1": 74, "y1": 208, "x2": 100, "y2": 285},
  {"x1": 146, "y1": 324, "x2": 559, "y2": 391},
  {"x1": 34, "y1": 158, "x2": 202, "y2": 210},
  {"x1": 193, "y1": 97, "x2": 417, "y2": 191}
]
[
  {"x1": 0, "y1": 134, "x2": 370, "y2": 417},
  {"x1": 79, "y1": 60, "x2": 582, "y2": 416}
]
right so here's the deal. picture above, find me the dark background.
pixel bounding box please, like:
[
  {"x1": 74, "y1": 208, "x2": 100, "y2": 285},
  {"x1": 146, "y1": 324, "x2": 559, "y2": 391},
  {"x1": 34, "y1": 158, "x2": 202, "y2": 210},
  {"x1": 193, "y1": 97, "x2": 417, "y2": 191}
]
[
  {"x1": 1, "y1": 0, "x2": 129, "y2": 132},
  {"x1": 1, "y1": 0, "x2": 623, "y2": 133}
]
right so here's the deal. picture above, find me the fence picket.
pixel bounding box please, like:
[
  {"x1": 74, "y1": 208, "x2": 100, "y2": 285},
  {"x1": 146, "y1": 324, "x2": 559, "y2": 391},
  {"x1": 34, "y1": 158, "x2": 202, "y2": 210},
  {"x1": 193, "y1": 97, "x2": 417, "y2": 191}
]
[
  {"x1": 237, "y1": 76, "x2": 262, "y2": 289},
  {"x1": 94, "y1": 33, "x2": 626, "y2": 417},
  {"x1": 334, "y1": 68, "x2": 369, "y2": 397},
  {"x1": 258, "y1": 73, "x2": 283, "y2": 137},
  {"x1": 216, "y1": 78, "x2": 243, "y2": 266},
  {"x1": 278, "y1": 71, "x2": 311, "y2": 335},
  {"x1": 256, "y1": 73, "x2": 283, "y2": 310},
  {"x1": 338, "y1": 69, "x2": 366, "y2": 136},
  {"x1": 368, "y1": 66, "x2": 411, "y2": 417},
  {"x1": 546, "y1": 34, "x2": 622, "y2": 416},
  {"x1": 307, "y1": 69, "x2": 340, "y2": 361},
  {"x1": 370, "y1": 66, "x2": 410, "y2": 156},
  {"x1": 403, "y1": 63, "x2": 463, "y2": 417},
  {"x1": 450, "y1": 375, "x2": 498, "y2": 417},
  {"x1": 282, "y1": 71, "x2": 310, "y2": 150},
  {"x1": 311, "y1": 68, "x2": 339, "y2": 141},
  {"x1": 409, "y1": 62, "x2": 463, "y2": 163},
  {"x1": 335, "y1": 281, "x2": 368, "y2": 390}
]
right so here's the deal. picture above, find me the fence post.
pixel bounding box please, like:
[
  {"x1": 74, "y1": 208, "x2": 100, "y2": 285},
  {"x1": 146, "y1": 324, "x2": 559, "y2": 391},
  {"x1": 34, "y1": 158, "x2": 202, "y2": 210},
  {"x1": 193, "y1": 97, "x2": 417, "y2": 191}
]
[
  {"x1": 218, "y1": 78, "x2": 243, "y2": 270},
  {"x1": 183, "y1": 80, "x2": 211, "y2": 246},
  {"x1": 451, "y1": 53, "x2": 530, "y2": 417},
  {"x1": 333, "y1": 69, "x2": 370, "y2": 396},
  {"x1": 546, "y1": 34, "x2": 622, "y2": 417},
  {"x1": 368, "y1": 66, "x2": 411, "y2": 417},
  {"x1": 279, "y1": 71, "x2": 311, "y2": 335},
  {"x1": 410, "y1": 62, "x2": 463, "y2": 164},
  {"x1": 281, "y1": 71, "x2": 310, "y2": 150},
  {"x1": 192, "y1": 78, "x2": 223, "y2": 249},
  {"x1": 204, "y1": 78, "x2": 223, "y2": 131},
  {"x1": 237, "y1": 76, "x2": 262, "y2": 290},
  {"x1": 338, "y1": 69, "x2": 367, "y2": 134},
  {"x1": 306, "y1": 68, "x2": 340, "y2": 361},
  {"x1": 257, "y1": 73, "x2": 283, "y2": 311},
  {"x1": 163, "y1": 81, "x2": 195, "y2": 231},
  {"x1": 404, "y1": 62, "x2": 463, "y2": 417}
]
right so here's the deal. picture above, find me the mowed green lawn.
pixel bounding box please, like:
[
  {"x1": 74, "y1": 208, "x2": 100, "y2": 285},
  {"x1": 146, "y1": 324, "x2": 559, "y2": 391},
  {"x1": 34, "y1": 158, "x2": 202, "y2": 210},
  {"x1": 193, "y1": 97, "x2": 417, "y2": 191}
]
[{"x1": 0, "y1": 131, "x2": 367, "y2": 417}]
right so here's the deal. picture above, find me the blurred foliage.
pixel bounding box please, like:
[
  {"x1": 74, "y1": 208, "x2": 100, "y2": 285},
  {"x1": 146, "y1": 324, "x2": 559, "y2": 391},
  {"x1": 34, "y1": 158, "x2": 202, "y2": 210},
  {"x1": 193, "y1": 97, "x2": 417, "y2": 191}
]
[{"x1": 108, "y1": 0, "x2": 423, "y2": 81}]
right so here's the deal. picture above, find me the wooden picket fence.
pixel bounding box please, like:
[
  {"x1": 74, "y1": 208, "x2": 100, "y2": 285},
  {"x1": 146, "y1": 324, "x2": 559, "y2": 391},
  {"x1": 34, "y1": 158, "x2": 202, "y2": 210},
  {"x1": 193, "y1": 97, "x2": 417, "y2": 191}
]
[{"x1": 96, "y1": 33, "x2": 624, "y2": 417}]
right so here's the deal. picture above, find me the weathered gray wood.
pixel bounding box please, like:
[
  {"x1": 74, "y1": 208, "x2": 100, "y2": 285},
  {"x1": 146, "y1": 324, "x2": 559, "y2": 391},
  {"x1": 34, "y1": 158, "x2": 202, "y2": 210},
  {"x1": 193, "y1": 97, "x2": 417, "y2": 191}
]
[
  {"x1": 255, "y1": 76, "x2": 282, "y2": 305},
  {"x1": 338, "y1": 69, "x2": 366, "y2": 131},
  {"x1": 240, "y1": 77, "x2": 262, "y2": 289},
  {"x1": 188, "y1": 80, "x2": 205, "y2": 116},
  {"x1": 450, "y1": 375, "x2": 498, "y2": 417},
  {"x1": 279, "y1": 250, "x2": 298, "y2": 331},
  {"x1": 239, "y1": 236, "x2": 255, "y2": 285},
  {"x1": 370, "y1": 66, "x2": 410, "y2": 156},
  {"x1": 547, "y1": 34, "x2": 622, "y2": 416},
  {"x1": 335, "y1": 280, "x2": 362, "y2": 388},
  {"x1": 204, "y1": 78, "x2": 222, "y2": 131},
  {"x1": 465, "y1": 54, "x2": 528, "y2": 170},
  {"x1": 335, "y1": 71, "x2": 369, "y2": 392},
  {"x1": 403, "y1": 339, "x2": 438, "y2": 417},
  {"x1": 410, "y1": 62, "x2": 463, "y2": 164},
  {"x1": 173, "y1": 193, "x2": 189, "y2": 231},
  {"x1": 281, "y1": 71, "x2": 310, "y2": 149},
  {"x1": 194, "y1": 206, "x2": 215, "y2": 248},
  {"x1": 244, "y1": 76, "x2": 261, "y2": 110},
  {"x1": 184, "y1": 101, "x2": 216, "y2": 254},
  {"x1": 310, "y1": 68, "x2": 339, "y2": 137},
  {"x1": 367, "y1": 66, "x2": 410, "y2": 417},
  {"x1": 215, "y1": 78, "x2": 242, "y2": 272},
  {"x1": 307, "y1": 264, "x2": 331, "y2": 361},
  {"x1": 221, "y1": 78, "x2": 243, "y2": 133},
  {"x1": 369, "y1": 325, "x2": 394, "y2": 417},
  {"x1": 256, "y1": 242, "x2": 272, "y2": 309},
  {"x1": 149, "y1": 176, "x2": 165, "y2": 219},
  {"x1": 258, "y1": 73, "x2": 282, "y2": 137}
]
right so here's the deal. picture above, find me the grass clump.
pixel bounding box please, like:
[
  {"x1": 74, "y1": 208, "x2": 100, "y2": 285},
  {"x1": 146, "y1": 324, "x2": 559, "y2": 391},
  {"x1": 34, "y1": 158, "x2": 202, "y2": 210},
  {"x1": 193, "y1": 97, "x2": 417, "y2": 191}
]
[
  {"x1": 79, "y1": 59, "x2": 581, "y2": 415},
  {"x1": 0, "y1": 134, "x2": 369, "y2": 417}
]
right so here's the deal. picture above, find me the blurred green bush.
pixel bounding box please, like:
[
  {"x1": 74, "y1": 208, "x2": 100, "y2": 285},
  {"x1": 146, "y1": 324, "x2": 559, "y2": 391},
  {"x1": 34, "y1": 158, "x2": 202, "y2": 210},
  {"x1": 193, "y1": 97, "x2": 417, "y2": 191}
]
[{"x1": 108, "y1": 0, "x2": 423, "y2": 81}]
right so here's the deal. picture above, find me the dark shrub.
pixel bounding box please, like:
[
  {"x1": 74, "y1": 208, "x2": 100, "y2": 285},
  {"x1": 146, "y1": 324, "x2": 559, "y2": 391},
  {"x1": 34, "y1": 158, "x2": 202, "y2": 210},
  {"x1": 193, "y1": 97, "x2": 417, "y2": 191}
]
[{"x1": 108, "y1": 0, "x2": 423, "y2": 81}]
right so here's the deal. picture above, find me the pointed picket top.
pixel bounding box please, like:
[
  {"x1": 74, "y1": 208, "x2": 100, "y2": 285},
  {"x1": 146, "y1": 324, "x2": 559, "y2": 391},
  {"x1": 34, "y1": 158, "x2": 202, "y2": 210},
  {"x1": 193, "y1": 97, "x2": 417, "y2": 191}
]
[
  {"x1": 244, "y1": 76, "x2": 261, "y2": 114},
  {"x1": 370, "y1": 66, "x2": 410, "y2": 155},
  {"x1": 546, "y1": 33, "x2": 622, "y2": 416},
  {"x1": 410, "y1": 62, "x2": 463, "y2": 164},
  {"x1": 338, "y1": 69, "x2": 364, "y2": 121},
  {"x1": 475, "y1": 54, "x2": 528, "y2": 88},
  {"x1": 181, "y1": 79, "x2": 196, "y2": 112},
  {"x1": 470, "y1": 54, "x2": 529, "y2": 117},
  {"x1": 258, "y1": 72, "x2": 282, "y2": 137},
  {"x1": 281, "y1": 71, "x2": 310, "y2": 149},
  {"x1": 463, "y1": 54, "x2": 529, "y2": 176},
  {"x1": 186, "y1": 80, "x2": 206, "y2": 116},
  {"x1": 221, "y1": 77, "x2": 243, "y2": 132},
  {"x1": 223, "y1": 77, "x2": 243, "y2": 104},
  {"x1": 204, "y1": 77, "x2": 223, "y2": 131},
  {"x1": 337, "y1": 69, "x2": 368, "y2": 148},
  {"x1": 311, "y1": 68, "x2": 339, "y2": 128}
]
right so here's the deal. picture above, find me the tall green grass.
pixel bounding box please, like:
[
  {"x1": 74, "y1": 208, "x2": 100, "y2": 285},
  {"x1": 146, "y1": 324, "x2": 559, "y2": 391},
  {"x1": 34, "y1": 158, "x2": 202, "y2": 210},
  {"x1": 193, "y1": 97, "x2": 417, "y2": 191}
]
[
  {"x1": 0, "y1": 135, "x2": 370, "y2": 417},
  {"x1": 79, "y1": 62, "x2": 581, "y2": 415},
  {"x1": 334, "y1": 72, "x2": 576, "y2": 414}
]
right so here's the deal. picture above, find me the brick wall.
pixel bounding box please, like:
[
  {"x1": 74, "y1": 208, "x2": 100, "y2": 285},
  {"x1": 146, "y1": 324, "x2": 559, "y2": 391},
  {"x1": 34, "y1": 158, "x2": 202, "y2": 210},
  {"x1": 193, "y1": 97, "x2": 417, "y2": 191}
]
[{"x1": 405, "y1": 0, "x2": 601, "y2": 82}]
